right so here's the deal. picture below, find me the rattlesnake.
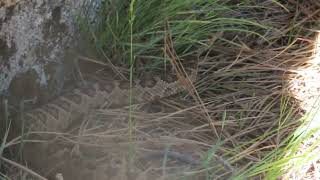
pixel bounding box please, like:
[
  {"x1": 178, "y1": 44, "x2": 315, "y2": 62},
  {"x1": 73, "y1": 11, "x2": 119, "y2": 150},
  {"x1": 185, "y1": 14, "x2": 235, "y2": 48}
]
[
  {"x1": 14, "y1": 69, "x2": 199, "y2": 180},
  {"x1": 23, "y1": 71, "x2": 195, "y2": 133}
]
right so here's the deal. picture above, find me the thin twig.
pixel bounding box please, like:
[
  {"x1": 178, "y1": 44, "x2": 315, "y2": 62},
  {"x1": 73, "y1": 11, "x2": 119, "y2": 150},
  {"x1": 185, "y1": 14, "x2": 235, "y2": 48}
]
[{"x1": 0, "y1": 157, "x2": 48, "y2": 180}]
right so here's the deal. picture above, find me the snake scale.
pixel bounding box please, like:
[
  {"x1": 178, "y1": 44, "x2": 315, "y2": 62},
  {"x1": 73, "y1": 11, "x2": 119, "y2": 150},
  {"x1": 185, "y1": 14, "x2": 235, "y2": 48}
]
[{"x1": 23, "y1": 71, "x2": 195, "y2": 133}]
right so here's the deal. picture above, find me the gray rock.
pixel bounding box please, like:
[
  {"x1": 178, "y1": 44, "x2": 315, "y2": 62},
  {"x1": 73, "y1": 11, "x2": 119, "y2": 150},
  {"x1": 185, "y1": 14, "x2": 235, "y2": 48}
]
[{"x1": 0, "y1": 0, "x2": 101, "y2": 95}]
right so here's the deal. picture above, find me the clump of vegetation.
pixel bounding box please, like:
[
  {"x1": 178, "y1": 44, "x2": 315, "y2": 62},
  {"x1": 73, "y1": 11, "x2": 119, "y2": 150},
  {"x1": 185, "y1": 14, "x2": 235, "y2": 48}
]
[
  {"x1": 80, "y1": 0, "x2": 320, "y2": 179},
  {"x1": 89, "y1": 0, "x2": 269, "y2": 67}
]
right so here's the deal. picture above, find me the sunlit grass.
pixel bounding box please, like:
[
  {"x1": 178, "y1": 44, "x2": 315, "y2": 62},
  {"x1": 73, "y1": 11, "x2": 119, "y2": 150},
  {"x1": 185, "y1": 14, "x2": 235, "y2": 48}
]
[{"x1": 237, "y1": 28, "x2": 320, "y2": 179}]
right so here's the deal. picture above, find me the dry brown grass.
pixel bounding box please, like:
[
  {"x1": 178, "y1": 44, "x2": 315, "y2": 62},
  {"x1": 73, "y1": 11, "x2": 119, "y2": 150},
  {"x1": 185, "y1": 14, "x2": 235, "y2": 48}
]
[{"x1": 2, "y1": 0, "x2": 320, "y2": 179}]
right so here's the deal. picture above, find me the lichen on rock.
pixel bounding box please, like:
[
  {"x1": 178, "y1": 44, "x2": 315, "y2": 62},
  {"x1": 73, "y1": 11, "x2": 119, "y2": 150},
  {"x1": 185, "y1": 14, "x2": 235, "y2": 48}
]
[{"x1": 0, "y1": 0, "x2": 91, "y2": 97}]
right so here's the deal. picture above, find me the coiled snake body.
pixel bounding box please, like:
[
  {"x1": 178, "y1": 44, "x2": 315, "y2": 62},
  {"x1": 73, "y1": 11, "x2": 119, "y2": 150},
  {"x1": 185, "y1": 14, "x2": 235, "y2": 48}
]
[
  {"x1": 17, "y1": 70, "x2": 198, "y2": 180},
  {"x1": 24, "y1": 75, "x2": 188, "y2": 133}
]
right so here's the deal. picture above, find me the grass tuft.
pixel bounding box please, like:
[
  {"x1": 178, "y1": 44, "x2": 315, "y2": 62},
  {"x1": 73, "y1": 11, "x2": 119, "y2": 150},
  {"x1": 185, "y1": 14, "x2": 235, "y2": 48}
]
[{"x1": 92, "y1": 0, "x2": 269, "y2": 67}]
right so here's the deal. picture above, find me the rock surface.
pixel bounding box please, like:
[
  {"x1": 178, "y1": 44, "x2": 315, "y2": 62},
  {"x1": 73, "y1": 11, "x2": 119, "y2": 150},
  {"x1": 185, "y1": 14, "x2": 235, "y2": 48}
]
[{"x1": 0, "y1": 0, "x2": 90, "y2": 97}]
